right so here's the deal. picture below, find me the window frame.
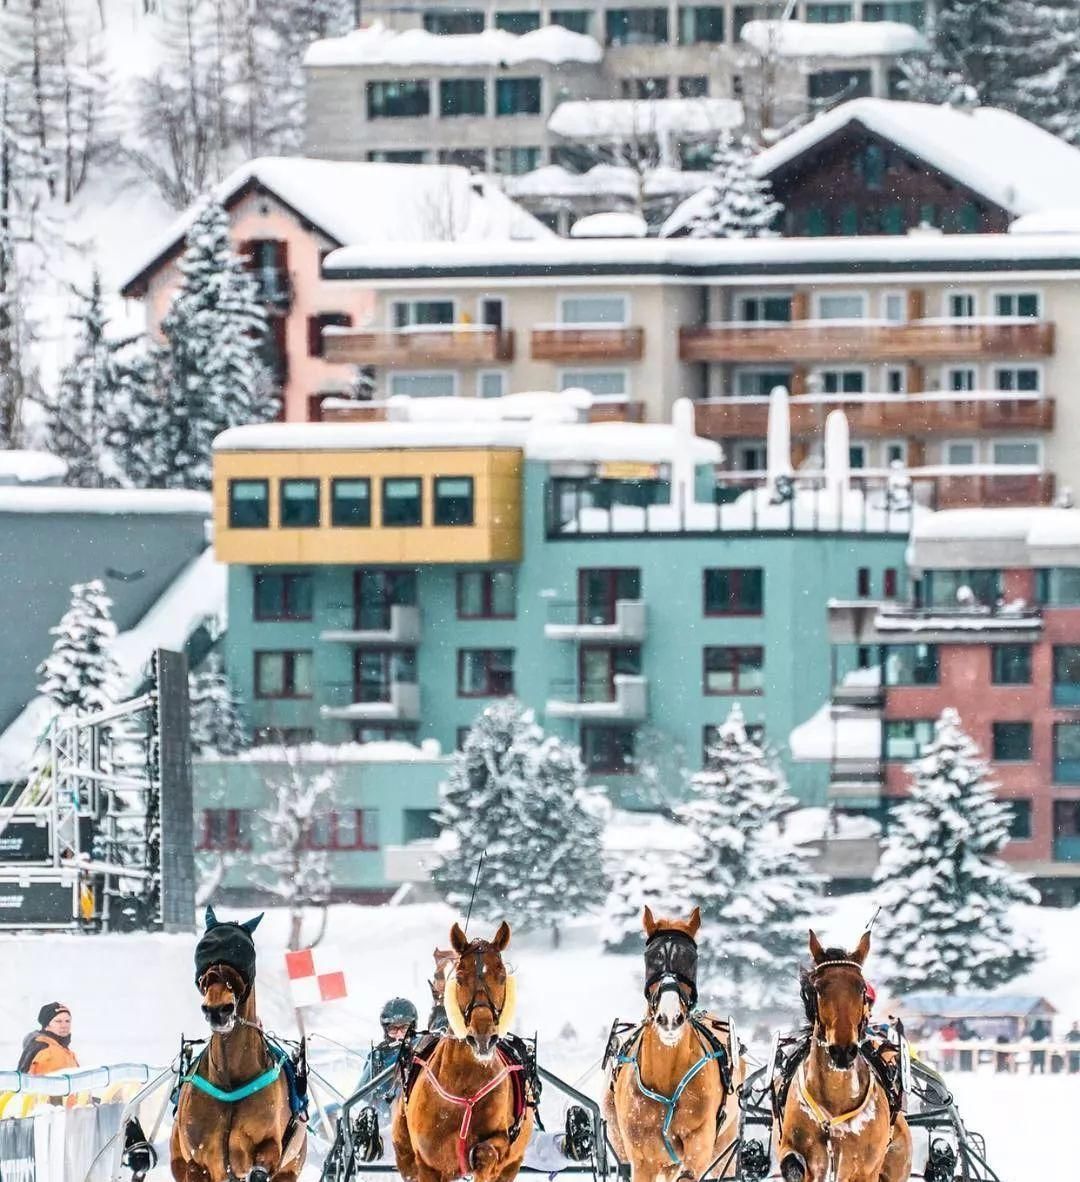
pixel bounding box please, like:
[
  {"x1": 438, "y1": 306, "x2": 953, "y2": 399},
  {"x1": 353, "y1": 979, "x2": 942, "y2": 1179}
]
[
  {"x1": 367, "y1": 78, "x2": 431, "y2": 120},
  {"x1": 813, "y1": 291, "x2": 868, "y2": 320},
  {"x1": 199, "y1": 808, "x2": 253, "y2": 852},
  {"x1": 494, "y1": 75, "x2": 542, "y2": 117},
  {"x1": 439, "y1": 76, "x2": 487, "y2": 118},
  {"x1": 303, "y1": 808, "x2": 381, "y2": 852},
  {"x1": 1054, "y1": 722, "x2": 1080, "y2": 782},
  {"x1": 330, "y1": 477, "x2": 372, "y2": 528},
  {"x1": 387, "y1": 370, "x2": 459, "y2": 399},
  {"x1": 457, "y1": 568, "x2": 517, "y2": 620},
  {"x1": 882, "y1": 718, "x2": 935, "y2": 761},
  {"x1": 278, "y1": 478, "x2": 321, "y2": 529},
  {"x1": 992, "y1": 365, "x2": 1043, "y2": 394},
  {"x1": 944, "y1": 438, "x2": 979, "y2": 466},
  {"x1": 702, "y1": 645, "x2": 765, "y2": 696},
  {"x1": 389, "y1": 297, "x2": 457, "y2": 330},
  {"x1": 228, "y1": 479, "x2": 270, "y2": 529},
  {"x1": 944, "y1": 289, "x2": 978, "y2": 319},
  {"x1": 992, "y1": 721, "x2": 1033, "y2": 763},
  {"x1": 703, "y1": 567, "x2": 764, "y2": 617},
  {"x1": 990, "y1": 289, "x2": 1043, "y2": 319},
  {"x1": 477, "y1": 369, "x2": 508, "y2": 399},
  {"x1": 457, "y1": 648, "x2": 516, "y2": 697},
  {"x1": 254, "y1": 649, "x2": 313, "y2": 700},
  {"x1": 991, "y1": 438, "x2": 1042, "y2": 467},
  {"x1": 254, "y1": 571, "x2": 314, "y2": 622},
  {"x1": 433, "y1": 475, "x2": 475, "y2": 527},
  {"x1": 557, "y1": 292, "x2": 630, "y2": 327},
  {"x1": 558, "y1": 368, "x2": 630, "y2": 397},
  {"x1": 581, "y1": 723, "x2": 637, "y2": 773},
  {"x1": 991, "y1": 643, "x2": 1033, "y2": 686}
]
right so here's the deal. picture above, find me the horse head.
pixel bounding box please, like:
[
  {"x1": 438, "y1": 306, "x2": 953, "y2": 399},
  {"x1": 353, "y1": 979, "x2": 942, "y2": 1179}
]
[
  {"x1": 430, "y1": 946, "x2": 457, "y2": 1003},
  {"x1": 198, "y1": 964, "x2": 248, "y2": 1034},
  {"x1": 642, "y1": 905, "x2": 701, "y2": 1046},
  {"x1": 446, "y1": 921, "x2": 515, "y2": 1061},
  {"x1": 802, "y1": 929, "x2": 871, "y2": 1069},
  {"x1": 195, "y1": 907, "x2": 262, "y2": 1034}
]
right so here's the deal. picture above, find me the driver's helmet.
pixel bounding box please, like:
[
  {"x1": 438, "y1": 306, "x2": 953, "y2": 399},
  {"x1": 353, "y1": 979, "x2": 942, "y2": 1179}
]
[
  {"x1": 865, "y1": 981, "x2": 877, "y2": 1008},
  {"x1": 380, "y1": 997, "x2": 418, "y2": 1038}
]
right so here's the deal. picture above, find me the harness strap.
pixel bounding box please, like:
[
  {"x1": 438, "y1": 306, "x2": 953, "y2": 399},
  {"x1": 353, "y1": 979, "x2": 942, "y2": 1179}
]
[
  {"x1": 796, "y1": 1061, "x2": 873, "y2": 1134},
  {"x1": 417, "y1": 1051, "x2": 523, "y2": 1179},
  {"x1": 181, "y1": 1044, "x2": 287, "y2": 1105}
]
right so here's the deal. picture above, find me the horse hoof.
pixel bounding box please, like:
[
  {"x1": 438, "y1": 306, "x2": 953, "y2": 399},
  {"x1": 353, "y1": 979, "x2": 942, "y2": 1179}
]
[
  {"x1": 249, "y1": 1170, "x2": 271, "y2": 1182},
  {"x1": 470, "y1": 1142, "x2": 498, "y2": 1172},
  {"x1": 780, "y1": 1152, "x2": 807, "y2": 1182}
]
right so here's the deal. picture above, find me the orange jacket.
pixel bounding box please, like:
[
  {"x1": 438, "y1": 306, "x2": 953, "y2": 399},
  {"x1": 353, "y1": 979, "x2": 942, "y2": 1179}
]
[{"x1": 22, "y1": 1033, "x2": 79, "y2": 1076}]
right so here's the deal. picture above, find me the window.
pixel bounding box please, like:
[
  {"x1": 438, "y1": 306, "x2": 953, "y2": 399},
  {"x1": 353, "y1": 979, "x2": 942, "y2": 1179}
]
[
  {"x1": 820, "y1": 370, "x2": 866, "y2": 394},
  {"x1": 495, "y1": 77, "x2": 541, "y2": 116},
  {"x1": 458, "y1": 649, "x2": 515, "y2": 696},
  {"x1": 884, "y1": 441, "x2": 906, "y2": 465},
  {"x1": 559, "y1": 369, "x2": 627, "y2": 396},
  {"x1": 947, "y1": 292, "x2": 976, "y2": 318},
  {"x1": 331, "y1": 478, "x2": 371, "y2": 527},
  {"x1": 856, "y1": 567, "x2": 871, "y2": 597},
  {"x1": 992, "y1": 440, "x2": 1040, "y2": 466},
  {"x1": 809, "y1": 70, "x2": 871, "y2": 100},
  {"x1": 434, "y1": 477, "x2": 474, "y2": 526},
  {"x1": 382, "y1": 477, "x2": 422, "y2": 526},
  {"x1": 229, "y1": 480, "x2": 269, "y2": 528},
  {"x1": 582, "y1": 724, "x2": 636, "y2": 773},
  {"x1": 355, "y1": 569, "x2": 418, "y2": 647},
  {"x1": 1055, "y1": 723, "x2": 1080, "y2": 782},
  {"x1": 848, "y1": 443, "x2": 868, "y2": 470},
  {"x1": 805, "y1": 207, "x2": 828, "y2": 236},
  {"x1": 388, "y1": 372, "x2": 457, "y2": 398},
  {"x1": 255, "y1": 650, "x2": 313, "y2": 699},
  {"x1": 355, "y1": 648, "x2": 416, "y2": 701},
  {"x1": 861, "y1": 143, "x2": 886, "y2": 190},
  {"x1": 678, "y1": 75, "x2": 709, "y2": 98},
  {"x1": 621, "y1": 76, "x2": 669, "y2": 98},
  {"x1": 307, "y1": 312, "x2": 351, "y2": 357},
  {"x1": 883, "y1": 645, "x2": 938, "y2": 686},
  {"x1": 439, "y1": 147, "x2": 488, "y2": 170},
  {"x1": 883, "y1": 719, "x2": 934, "y2": 760},
  {"x1": 254, "y1": 725, "x2": 314, "y2": 746},
  {"x1": 924, "y1": 568, "x2": 1001, "y2": 607},
  {"x1": 992, "y1": 644, "x2": 1032, "y2": 685},
  {"x1": 580, "y1": 645, "x2": 641, "y2": 701},
  {"x1": 993, "y1": 722, "x2": 1032, "y2": 762},
  {"x1": 806, "y1": 3, "x2": 853, "y2": 20},
  {"x1": 496, "y1": 11, "x2": 540, "y2": 33},
  {"x1": 392, "y1": 299, "x2": 455, "y2": 328},
  {"x1": 883, "y1": 568, "x2": 899, "y2": 598},
  {"x1": 733, "y1": 5, "x2": 758, "y2": 38},
  {"x1": 478, "y1": 371, "x2": 507, "y2": 399},
  {"x1": 1038, "y1": 568, "x2": 1080, "y2": 606},
  {"x1": 1054, "y1": 646, "x2": 1080, "y2": 706},
  {"x1": 947, "y1": 368, "x2": 976, "y2": 392},
  {"x1": 733, "y1": 368, "x2": 793, "y2": 397},
  {"x1": 200, "y1": 809, "x2": 252, "y2": 852},
  {"x1": 440, "y1": 78, "x2": 486, "y2": 117},
  {"x1": 368, "y1": 149, "x2": 427, "y2": 164},
  {"x1": 255, "y1": 572, "x2": 313, "y2": 621},
  {"x1": 704, "y1": 646, "x2": 764, "y2": 695},
  {"x1": 279, "y1": 479, "x2": 320, "y2": 528},
  {"x1": 945, "y1": 440, "x2": 977, "y2": 466},
  {"x1": 994, "y1": 368, "x2": 1041, "y2": 392},
  {"x1": 305, "y1": 810, "x2": 380, "y2": 852},
  {"x1": 993, "y1": 291, "x2": 1041, "y2": 318},
  {"x1": 559, "y1": 295, "x2": 628, "y2": 325},
  {"x1": 816, "y1": 293, "x2": 866, "y2": 320},
  {"x1": 882, "y1": 292, "x2": 904, "y2": 322},
  {"x1": 886, "y1": 369, "x2": 905, "y2": 395},
  {"x1": 679, "y1": 6, "x2": 724, "y2": 43},
  {"x1": 704, "y1": 568, "x2": 763, "y2": 616},
  {"x1": 579, "y1": 568, "x2": 641, "y2": 625},
  {"x1": 881, "y1": 204, "x2": 904, "y2": 234},
  {"x1": 493, "y1": 146, "x2": 541, "y2": 174},
  {"x1": 606, "y1": 8, "x2": 669, "y2": 45},
  {"x1": 367, "y1": 80, "x2": 430, "y2": 119},
  {"x1": 737, "y1": 294, "x2": 792, "y2": 322},
  {"x1": 1005, "y1": 800, "x2": 1033, "y2": 841},
  {"x1": 458, "y1": 569, "x2": 516, "y2": 619},
  {"x1": 403, "y1": 807, "x2": 441, "y2": 843},
  {"x1": 551, "y1": 10, "x2": 591, "y2": 34},
  {"x1": 423, "y1": 11, "x2": 483, "y2": 33},
  {"x1": 864, "y1": 2, "x2": 925, "y2": 26}
]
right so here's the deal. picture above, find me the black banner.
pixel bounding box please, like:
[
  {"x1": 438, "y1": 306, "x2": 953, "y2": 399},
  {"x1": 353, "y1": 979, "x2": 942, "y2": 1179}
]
[
  {"x1": 0, "y1": 881, "x2": 75, "y2": 927},
  {"x1": 0, "y1": 822, "x2": 50, "y2": 863},
  {"x1": 0, "y1": 1115, "x2": 36, "y2": 1182}
]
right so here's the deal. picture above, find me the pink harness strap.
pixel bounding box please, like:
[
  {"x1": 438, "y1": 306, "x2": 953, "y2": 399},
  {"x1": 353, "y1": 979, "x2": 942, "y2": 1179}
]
[{"x1": 418, "y1": 1048, "x2": 523, "y2": 1178}]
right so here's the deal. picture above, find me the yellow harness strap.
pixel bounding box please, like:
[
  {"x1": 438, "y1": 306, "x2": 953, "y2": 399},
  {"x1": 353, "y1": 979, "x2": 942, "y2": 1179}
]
[{"x1": 796, "y1": 1062, "x2": 872, "y2": 1133}]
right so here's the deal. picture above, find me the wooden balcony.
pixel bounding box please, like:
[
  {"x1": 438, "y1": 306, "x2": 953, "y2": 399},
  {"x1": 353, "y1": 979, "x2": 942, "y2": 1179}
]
[
  {"x1": 531, "y1": 326, "x2": 644, "y2": 362},
  {"x1": 679, "y1": 319, "x2": 1055, "y2": 363},
  {"x1": 932, "y1": 471, "x2": 1055, "y2": 508},
  {"x1": 323, "y1": 326, "x2": 514, "y2": 366},
  {"x1": 696, "y1": 394, "x2": 1055, "y2": 439}
]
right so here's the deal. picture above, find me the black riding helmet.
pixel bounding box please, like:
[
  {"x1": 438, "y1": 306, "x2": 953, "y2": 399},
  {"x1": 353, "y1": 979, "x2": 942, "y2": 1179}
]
[{"x1": 380, "y1": 997, "x2": 418, "y2": 1036}]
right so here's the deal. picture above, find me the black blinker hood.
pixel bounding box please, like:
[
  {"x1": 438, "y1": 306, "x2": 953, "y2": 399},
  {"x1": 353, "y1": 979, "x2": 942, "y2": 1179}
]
[{"x1": 644, "y1": 928, "x2": 699, "y2": 1008}]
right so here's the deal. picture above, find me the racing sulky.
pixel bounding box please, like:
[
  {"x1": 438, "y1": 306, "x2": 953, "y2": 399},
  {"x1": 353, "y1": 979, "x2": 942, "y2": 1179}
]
[{"x1": 604, "y1": 905, "x2": 745, "y2": 1182}]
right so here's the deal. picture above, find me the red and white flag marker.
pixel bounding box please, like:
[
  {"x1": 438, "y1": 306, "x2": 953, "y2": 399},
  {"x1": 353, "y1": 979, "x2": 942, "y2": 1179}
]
[{"x1": 285, "y1": 945, "x2": 348, "y2": 1008}]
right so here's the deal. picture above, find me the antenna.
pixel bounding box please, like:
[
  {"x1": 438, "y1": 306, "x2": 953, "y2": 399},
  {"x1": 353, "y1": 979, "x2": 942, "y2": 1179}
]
[
  {"x1": 865, "y1": 905, "x2": 882, "y2": 933},
  {"x1": 463, "y1": 851, "x2": 485, "y2": 933}
]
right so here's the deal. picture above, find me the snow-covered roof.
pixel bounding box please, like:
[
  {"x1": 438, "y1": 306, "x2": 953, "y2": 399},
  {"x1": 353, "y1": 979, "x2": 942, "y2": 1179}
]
[
  {"x1": 659, "y1": 184, "x2": 717, "y2": 239},
  {"x1": 789, "y1": 701, "x2": 881, "y2": 762},
  {"x1": 198, "y1": 739, "x2": 446, "y2": 764},
  {"x1": 121, "y1": 158, "x2": 550, "y2": 295},
  {"x1": 504, "y1": 163, "x2": 708, "y2": 201},
  {"x1": 548, "y1": 97, "x2": 743, "y2": 141},
  {"x1": 909, "y1": 506, "x2": 1080, "y2": 572},
  {"x1": 1010, "y1": 208, "x2": 1080, "y2": 234},
  {"x1": 0, "y1": 487, "x2": 210, "y2": 515},
  {"x1": 571, "y1": 211, "x2": 647, "y2": 239},
  {"x1": 0, "y1": 450, "x2": 67, "y2": 486},
  {"x1": 740, "y1": 19, "x2": 927, "y2": 59},
  {"x1": 304, "y1": 21, "x2": 602, "y2": 68},
  {"x1": 896, "y1": 994, "x2": 1057, "y2": 1018},
  {"x1": 755, "y1": 99, "x2": 1080, "y2": 217},
  {"x1": 782, "y1": 807, "x2": 882, "y2": 845}
]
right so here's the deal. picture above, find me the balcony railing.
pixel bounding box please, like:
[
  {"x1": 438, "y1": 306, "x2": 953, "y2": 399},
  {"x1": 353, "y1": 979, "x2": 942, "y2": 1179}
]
[
  {"x1": 696, "y1": 392, "x2": 1055, "y2": 439},
  {"x1": 320, "y1": 604, "x2": 421, "y2": 645},
  {"x1": 531, "y1": 325, "x2": 645, "y2": 362},
  {"x1": 320, "y1": 681, "x2": 420, "y2": 722},
  {"x1": 679, "y1": 318, "x2": 1055, "y2": 363},
  {"x1": 545, "y1": 674, "x2": 648, "y2": 721},
  {"x1": 544, "y1": 599, "x2": 646, "y2": 642},
  {"x1": 827, "y1": 758, "x2": 884, "y2": 803},
  {"x1": 323, "y1": 325, "x2": 515, "y2": 366}
]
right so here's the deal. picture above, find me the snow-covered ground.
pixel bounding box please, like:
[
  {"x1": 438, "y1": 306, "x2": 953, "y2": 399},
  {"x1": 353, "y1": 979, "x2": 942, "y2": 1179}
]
[{"x1": 3, "y1": 897, "x2": 1078, "y2": 1178}]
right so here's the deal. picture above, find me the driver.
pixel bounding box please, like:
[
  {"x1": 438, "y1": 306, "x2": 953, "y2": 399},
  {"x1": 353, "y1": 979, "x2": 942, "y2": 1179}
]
[{"x1": 357, "y1": 998, "x2": 418, "y2": 1118}]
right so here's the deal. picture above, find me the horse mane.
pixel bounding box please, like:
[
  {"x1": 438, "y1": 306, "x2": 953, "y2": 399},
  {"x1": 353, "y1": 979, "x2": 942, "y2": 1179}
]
[{"x1": 799, "y1": 946, "x2": 855, "y2": 1025}]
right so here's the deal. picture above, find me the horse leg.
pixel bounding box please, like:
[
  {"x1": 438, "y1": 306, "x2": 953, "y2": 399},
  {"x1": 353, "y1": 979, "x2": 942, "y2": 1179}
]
[
  {"x1": 390, "y1": 1106, "x2": 421, "y2": 1182},
  {"x1": 470, "y1": 1132, "x2": 511, "y2": 1181},
  {"x1": 779, "y1": 1150, "x2": 807, "y2": 1182}
]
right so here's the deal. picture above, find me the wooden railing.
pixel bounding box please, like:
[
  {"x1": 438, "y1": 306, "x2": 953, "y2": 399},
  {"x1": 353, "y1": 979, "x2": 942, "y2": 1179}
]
[
  {"x1": 323, "y1": 326, "x2": 514, "y2": 366},
  {"x1": 531, "y1": 326, "x2": 645, "y2": 362}
]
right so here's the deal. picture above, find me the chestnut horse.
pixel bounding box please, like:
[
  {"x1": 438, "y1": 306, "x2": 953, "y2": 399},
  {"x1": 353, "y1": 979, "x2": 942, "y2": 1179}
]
[
  {"x1": 171, "y1": 911, "x2": 305, "y2": 1182},
  {"x1": 605, "y1": 906, "x2": 745, "y2": 1182},
  {"x1": 392, "y1": 921, "x2": 533, "y2": 1182},
  {"x1": 778, "y1": 931, "x2": 911, "y2": 1182}
]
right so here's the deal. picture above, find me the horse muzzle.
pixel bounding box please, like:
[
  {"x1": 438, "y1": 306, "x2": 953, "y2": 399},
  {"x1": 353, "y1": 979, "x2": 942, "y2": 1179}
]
[
  {"x1": 827, "y1": 1042, "x2": 859, "y2": 1069},
  {"x1": 465, "y1": 1030, "x2": 497, "y2": 1060},
  {"x1": 202, "y1": 1002, "x2": 237, "y2": 1033},
  {"x1": 652, "y1": 984, "x2": 688, "y2": 1045}
]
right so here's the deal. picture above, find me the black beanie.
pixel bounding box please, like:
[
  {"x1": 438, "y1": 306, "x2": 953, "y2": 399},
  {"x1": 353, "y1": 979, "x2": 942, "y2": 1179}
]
[{"x1": 38, "y1": 1002, "x2": 70, "y2": 1029}]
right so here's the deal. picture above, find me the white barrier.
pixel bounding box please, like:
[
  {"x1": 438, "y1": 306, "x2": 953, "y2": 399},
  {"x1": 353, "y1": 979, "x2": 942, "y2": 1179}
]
[
  {"x1": 916, "y1": 1037, "x2": 1080, "y2": 1073},
  {"x1": 0, "y1": 1064, "x2": 166, "y2": 1100}
]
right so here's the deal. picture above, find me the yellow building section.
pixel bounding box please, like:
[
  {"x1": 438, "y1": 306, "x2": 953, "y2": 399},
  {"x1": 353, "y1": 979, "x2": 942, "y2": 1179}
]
[{"x1": 213, "y1": 448, "x2": 523, "y2": 564}]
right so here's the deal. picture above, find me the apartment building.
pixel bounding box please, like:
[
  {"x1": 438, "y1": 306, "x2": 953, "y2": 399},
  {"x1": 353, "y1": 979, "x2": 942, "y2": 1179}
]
[
  {"x1": 806, "y1": 507, "x2": 1080, "y2": 902},
  {"x1": 210, "y1": 398, "x2": 909, "y2": 808},
  {"x1": 320, "y1": 231, "x2": 1080, "y2": 507}
]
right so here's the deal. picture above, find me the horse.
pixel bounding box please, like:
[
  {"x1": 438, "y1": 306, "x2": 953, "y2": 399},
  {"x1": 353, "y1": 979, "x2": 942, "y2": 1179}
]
[
  {"x1": 777, "y1": 930, "x2": 912, "y2": 1182},
  {"x1": 427, "y1": 946, "x2": 457, "y2": 1031},
  {"x1": 604, "y1": 906, "x2": 745, "y2": 1182},
  {"x1": 391, "y1": 920, "x2": 534, "y2": 1182},
  {"x1": 170, "y1": 908, "x2": 306, "y2": 1182}
]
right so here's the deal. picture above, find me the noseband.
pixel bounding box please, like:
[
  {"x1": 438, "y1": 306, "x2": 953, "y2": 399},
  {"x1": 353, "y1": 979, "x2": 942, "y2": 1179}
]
[{"x1": 644, "y1": 929, "x2": 699, "y2": 1013}]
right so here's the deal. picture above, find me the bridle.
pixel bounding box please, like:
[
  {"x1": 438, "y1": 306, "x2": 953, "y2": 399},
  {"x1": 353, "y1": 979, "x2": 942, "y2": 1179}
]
[
  {"x1": 455, "y1": 945, "x2": 508, "y2": 1027},
  {"x1": 643, "y1": 929, "x2": 699, "y2": 1014},
  {"x1": 803, "y1": 958, "x2": 869, "y2": 1043}
]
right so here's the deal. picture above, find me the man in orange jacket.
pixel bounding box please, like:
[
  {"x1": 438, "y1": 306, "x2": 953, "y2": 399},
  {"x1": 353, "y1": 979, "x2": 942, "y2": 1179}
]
[{"x1": 17, "y1": 1003, "x2": 79, "y2": 1078}]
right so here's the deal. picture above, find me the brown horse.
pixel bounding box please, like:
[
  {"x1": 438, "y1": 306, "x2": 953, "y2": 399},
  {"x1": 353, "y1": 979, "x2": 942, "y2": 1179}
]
[
  {"x1": 171, "y1": 910, "x2": 305, "y2": 1182},
  {"x1": 778, "y1": 931, "x2": 911, "y2": 1182},
  {"x1": 605, "y1": 906, "x2": 745, "y2": 1182},
  {"x1": 392, "y1": 921, "x2": 533, "y2": 1182}
]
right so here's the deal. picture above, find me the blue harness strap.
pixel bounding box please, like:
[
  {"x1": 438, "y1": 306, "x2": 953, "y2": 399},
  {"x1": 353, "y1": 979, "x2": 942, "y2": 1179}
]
[{"x1": 180, "y1": 1043, "x2": 288, "y2": 1105}]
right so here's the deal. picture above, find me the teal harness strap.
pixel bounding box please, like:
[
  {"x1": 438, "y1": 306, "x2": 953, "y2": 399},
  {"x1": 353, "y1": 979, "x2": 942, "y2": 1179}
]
[{"x1": 181, "y1": 1043, "x2": 287, "y2": 1104}]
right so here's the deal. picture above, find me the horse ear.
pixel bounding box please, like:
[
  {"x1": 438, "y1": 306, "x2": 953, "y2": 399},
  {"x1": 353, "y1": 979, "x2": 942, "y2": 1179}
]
[
  {"x1": 450, "y1": 922, "x2": 469, "y2": 953},
  {"x1": 241, "y1": 913, "x2": 263, "y2": 935},
  {"x1": 643, "y1": 905, "x2": 658, "y2": 937},
  {"x1": 205, "y1": 904, "x2": 219, "y2": 930},
  {"x1": 808, "y1": 929, "x2": 826, "y2": 964},
  {"x1": 493, "y1": 920, "x2": 511, "y2": 951},
  {"x1": 853, "y1": 929, "x2": 871, "y2": 966},
  {"x1": 687, "y1": 906, "x2": 701, "y2": 937}
]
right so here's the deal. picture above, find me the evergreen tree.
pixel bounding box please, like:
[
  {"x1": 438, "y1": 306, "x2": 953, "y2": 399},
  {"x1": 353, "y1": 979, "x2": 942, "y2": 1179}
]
[
  {"x1": 603, "y1": 848, "x2": 682, "y2": 952},
  {"x1": 672, "y1": 703, "x2": 820, "y2": 1009},
  {"x1": 901, "y1": 2, "x2": 1013, "y2": 105},
  {"x1": 670, "y1": 134, "x2": 782, "y2": 239},
  {"x1": 189, "y1": 654, "x2": 249, "y2": 755},
  {"x1": 1000, "y1": 1, "x2": 1080, "y2": 143},
  {"x1": 36, "y1": 579, "x2": 120, "y2": 715},
  {"x1": 873, "y1": 708, "x2": 1041, "y2": 995}
]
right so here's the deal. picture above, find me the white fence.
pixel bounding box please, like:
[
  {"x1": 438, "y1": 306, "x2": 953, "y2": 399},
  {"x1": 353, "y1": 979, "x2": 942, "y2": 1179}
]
[{"x1": 916, "y1": 1037, "x2": 1080, "y2": 1074}]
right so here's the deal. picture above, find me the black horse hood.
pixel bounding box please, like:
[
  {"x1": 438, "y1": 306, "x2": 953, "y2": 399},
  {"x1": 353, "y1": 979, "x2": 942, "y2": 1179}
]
[{"x1": 194, "y1": 905, "x2": 263, "y2": 988}]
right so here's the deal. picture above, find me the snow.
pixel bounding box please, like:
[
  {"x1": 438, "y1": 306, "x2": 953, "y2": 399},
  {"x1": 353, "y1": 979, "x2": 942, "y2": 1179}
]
[
  {"x1": 789, "y1": 702, "x2": 882, "y2": 762},
  {"x1": 603, "y1": 810, "x2": 697, "y2": 853},
  {"x1": 782, "y1": 806, "x2": 881, "y2": 844},
  {"x1": 504, "y1": 163, "x2": 709, "y2": 201},
  {"x1": 659, "y1": 185, "x2": 715, "y2": 238},
  {"x1": 740, "y1": 19, "x2": 927, "y2": 59},
  {"x1": 548, "y1": 97, "x2": 743, "y2": 140},
  {"x1": 913, "y1": 505, "x2": 1080, "y2": 546},
  {"x1": 198, "y1": 740, "x2": 445, "y2": 764},
  {"x1": 0, "y1": 450, "x2": 68, "y2": 486},
  {"x1": 874, "y1": 611, "x2": 1042, "y2": 633},
  {"x1": 571, "y1": 211, "x2": 648, "y2": 238},
  {"x1": 1010, "y1": 207, "x2": 1080, "y2": 234},
  {"x1": 304, "y1": 21, "x2": 602, "y2": 68},
  {"x1": 0, "y1": 487, "x2": 211, "y2": 516},
  {"x1": 754, "y1": 98, "x2": 1080, "y2": 218}
]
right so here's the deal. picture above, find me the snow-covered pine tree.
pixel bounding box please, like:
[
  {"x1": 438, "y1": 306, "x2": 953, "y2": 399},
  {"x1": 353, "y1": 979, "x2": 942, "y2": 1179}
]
[
  {"x1": 148, "y1": 198, "x2": 276, "y2": 488},
  {"x1": 680, "y1": 134, "x2": 782, "y2": 239},
  {"x1": 603, "y1": 847, "x2": 682, "y2": 952},
  {"x1": 999, "y1": 0, "x2": 1080, "y2": 144},
  {"x1": 189, "y1": 654, "x2": 249, "y2": 755},
  {"x1": 36, "y1": 579, "x2": 120, "y2": 715},
  {"x1": 672, "y1": 703, "x2": 820, "y2": 1009},
  {"x1": 873, "y1": 707, "x2": 1041, "y2": 994},
  {"x1": 903, "y1": 1, "x2": 1014, "y2": 105}
]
